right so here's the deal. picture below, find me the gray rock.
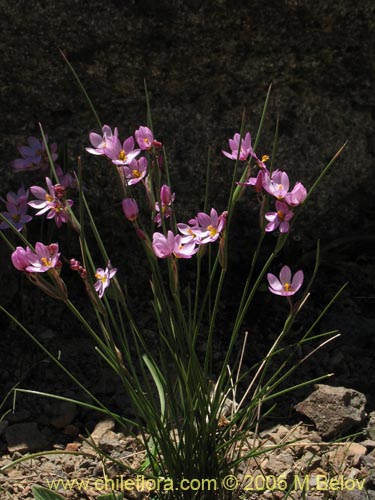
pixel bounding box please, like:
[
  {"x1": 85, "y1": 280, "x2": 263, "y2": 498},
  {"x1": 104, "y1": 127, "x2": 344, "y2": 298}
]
[
  {"x1": 367, "y1": 411, "x2": 375, "y2": 441},
  {"x1": 4, "y1": 422, "x2": 48, "y2": 453},
  {"x1": 295, "y1": 384, "x2": 366, "y2": 438},
  {"x1": 337, "y1": 491, "x2": 375, "y2": 500}
]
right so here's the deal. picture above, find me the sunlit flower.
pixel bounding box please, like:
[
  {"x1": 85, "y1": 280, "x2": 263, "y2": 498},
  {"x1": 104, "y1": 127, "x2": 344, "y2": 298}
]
[
  {"x1": 189, "y1": 208, "x2": 227, "y2": 244},
  {"x1": 285, "y1": 182, "x2": 307, "y2": 207},
  {"x1": 267, "y1": 265, "x2": 304, "y2": 296},
  {"x1": 152, "y1": 230, "x2": 197, "y2": 259},
  {"x1": 94, "y1": 261, "x2": 117, "y2": 299},
  {"x1": 86, "y1": 125, "x2": 118, "y2": 155},
  {"x1": 28, "y1": 177, "x2": 73, "y2": 228},
  {"x1": 123, "y1": 157, "x2": 148, "y2": 185},
  {"x1": 11, "y1": 246, "x2": 34, "y2": 271},
  {"x1": 12, "y1": 242, "x2": 61, "y2": 273},
  {"x1": 135, "y1": 126, "x2": 154, "y2": 151},
  {"x1": 104, "y1": 136, "x2": 140, "y2": 166},
  {"x1": 263, "y1": 169, "x2": 290, "y2": 200},
  {"x1": 265, "y1": 201, "x2": 294, "y2": 233},
  {"x1": 222, "y1": 132, "x2": 256, "y2": 161}
]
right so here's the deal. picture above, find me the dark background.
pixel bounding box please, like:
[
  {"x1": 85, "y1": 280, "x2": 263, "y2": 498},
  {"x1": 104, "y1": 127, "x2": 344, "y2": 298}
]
[{"x1": 1, "y1": 0, "x2": 375, "y2": 427}]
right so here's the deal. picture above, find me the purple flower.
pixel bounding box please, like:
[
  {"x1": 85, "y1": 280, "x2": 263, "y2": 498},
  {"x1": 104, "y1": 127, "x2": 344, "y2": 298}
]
[
  {"x1": 265, "y1": 201, "x2": 294, "y2": 233},
  {"x1": 0, "y1": 187, "x2": 32, "y2": 231},
  {"x1": 123, "y1": 157, "x2": 148, "y2": 186},
  {"x1": 122, "y1": 198, "x2": 139, "y2": 222},
  {"x1": 222, "y1": 132, "x2": 256, "y2": 161},
  {"x1": 28, "y1": 177, "x2": 73, "y2": 228},
  {"x1": 12, "y1": 136, "x2": 58, "y2": 172},
  {"x1": 267, "y1": 265, "x2": 304, "y2": 297},
  {"x1": 0, "y1": 204, "x2": 32, "y2": 231},
  {"x1": 135, "y1": 126, "x2": 154, "y2": 151},
  {"x1": 94, "y1": 261, "x2": 117, "y2": 299},
  {"x1": 104, "y1": 136, "x2": 140, "y2": 166},
  {"x1": 86, "y1": 125, "x2": 118, "y2": 156},
  {"x1": 262, "y1": 170, "x2": 290, "y2": 200}
]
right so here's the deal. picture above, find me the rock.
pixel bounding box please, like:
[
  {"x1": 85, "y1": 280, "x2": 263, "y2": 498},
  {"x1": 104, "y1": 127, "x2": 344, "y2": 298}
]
[
  {"x1": 50, "y1": 402, "x2": 77, "y2": 429},
  {"x1": 4, "y1": 422, "x2": 48, "y2": 453},
  {"x1": 295, "y1": 385, "x2": 366, "y2": 438},
  {"x1": 90, "y1": 418, "x2": 116, "y2": 442},
  {"x1": 98, "y1": 430, "x2": 124, "y2": 452},
  {"x1": 0, "y1": 421, "x2": 8, "y2": 437},
  {"x1": 367, "y1": 411, "x2": 375, "y2": 440},
  {"x1": 337, "y1": 491, "x2": 375, "y2": 500}
]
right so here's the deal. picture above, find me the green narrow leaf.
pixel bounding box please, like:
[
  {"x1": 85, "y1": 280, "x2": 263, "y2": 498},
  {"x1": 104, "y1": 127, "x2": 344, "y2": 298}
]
[
  {"x1": 97, "y1": 493, "x2": 124, "y2": 500},
  {"x1": 142, "y1": 354, "x2": 166, "y2": 419},
  {"x1": 31, "y1": 485, "x2": 65, "y2": 500}
]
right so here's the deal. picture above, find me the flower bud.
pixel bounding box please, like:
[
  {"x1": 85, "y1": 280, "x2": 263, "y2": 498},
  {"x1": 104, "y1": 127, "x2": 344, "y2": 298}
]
[{"x1": 122, "y1": 198, "x2": 139, "y2": 222}]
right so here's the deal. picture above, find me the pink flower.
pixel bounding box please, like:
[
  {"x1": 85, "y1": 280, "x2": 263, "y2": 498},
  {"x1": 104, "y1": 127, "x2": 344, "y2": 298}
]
[
  {"x1": 238, "y1": 168, "x2": 268, "y2": 193},
  {"x1": 265, "y1": 201, "x2": 294, "y2": 233},
  {"x1": 122, "y1": 198, "x2": 139, "y2": 221},
  {"x1": 285, "y1": 182, "x2": 307, "y2": 207},
  {"x1": 267, "y1": 265, "x2": 304, "y2": 297},
  {"x1": 123, "y1": 157, "x2": 148, "y2": 186},
  {"x1": 135, "y1": 126, "x2": 154, "y2": 151},
  {"x1": 11, "y1": 246, "x2": 34, "y2": 271},
  {"x1": 94, "y1": 262, "x2": 117, "y2": 298},
  {"x1": 152, "y1": 231, "x2": 197, "y2": 259},
  {"x1": 104, "y1": 136, "x2": 140, "y2": 166},
  {"x1": 154, "y1": 185, "x2": 175, "y2": 226},
  {"x1": 86, "y1": 125, "x2": 118, "y2": 155},
  {"x1": 263, "y1": 170, "x2": 290, "y2": 200},
  {"x1": 12, "y1": 242, "x2": 61, "y2": 273},
  {"x1": 222, "y1": 132, "x2": 256, "y2": 161},
  {"x1": 176, "y1": 223, "x2": 202, "y2": 244},
  {"x1": 28, "y1": 177, "x2": 73, "y2": 228},
  {"x1": 152, "y1": 230, "x2": 175, "y2": 258},
  {"x1": 189, "y1": 208, "x2": 227, "y2": 244},
  {"x1": 12, "y1": 136, "x2": 58, "y2": 172}
]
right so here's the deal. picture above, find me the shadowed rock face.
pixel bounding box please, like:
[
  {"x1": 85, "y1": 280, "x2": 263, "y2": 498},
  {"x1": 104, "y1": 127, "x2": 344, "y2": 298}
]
[{"x1": 1, "y1": 1, "x2": 374, "y2": 273}]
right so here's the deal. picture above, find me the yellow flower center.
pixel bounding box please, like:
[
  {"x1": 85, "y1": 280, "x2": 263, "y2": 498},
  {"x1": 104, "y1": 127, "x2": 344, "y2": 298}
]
[
  {"x1": 132, "y1": 169, "x2": 141, "y2": 178},
  {"x1": 46, "y1": 194, "x2": 53, "y2": 202},
  {"x1": 118, "y1": 150, "x2": 127, "y2": 161},
  {"x1": 95, "y1": 273, "x2": 107, "y2": 283},
  {"x1": 144, "y1": 138, "x2": 150, "y2": 145},
  {"x1": 277, "y1": 210, "x2": 285, "y2": 221},
  {"x1": 207, "y1": 224, "x2": 217, "y2": 237},
  {"x1": 262, "y1": 155, "x2": 269, "y2": 162},
  {"x1": 41, "y1": 257, "x2": 52, "y2": 267},
  {"x1": 283, "y1": 282, "x2": 291, "y2": 292},
  {"x1": 12, "y1": 214, "x2": 21, "y2": 222}
]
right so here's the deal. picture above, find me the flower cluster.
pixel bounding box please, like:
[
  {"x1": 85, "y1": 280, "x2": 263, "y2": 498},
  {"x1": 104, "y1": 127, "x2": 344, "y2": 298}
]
[
  {"x1": 86, "y1": 125, "x2": 162, "y2": 187},
  {"x1": 152, "y1": 208, "x2": 227, "y2": 259},
  {"x1": 223, "y1": 131, "x2": 307, "y2": 233},
  {"x1": 11, "y1": 242, "x2": 61, "y2": 273}
]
